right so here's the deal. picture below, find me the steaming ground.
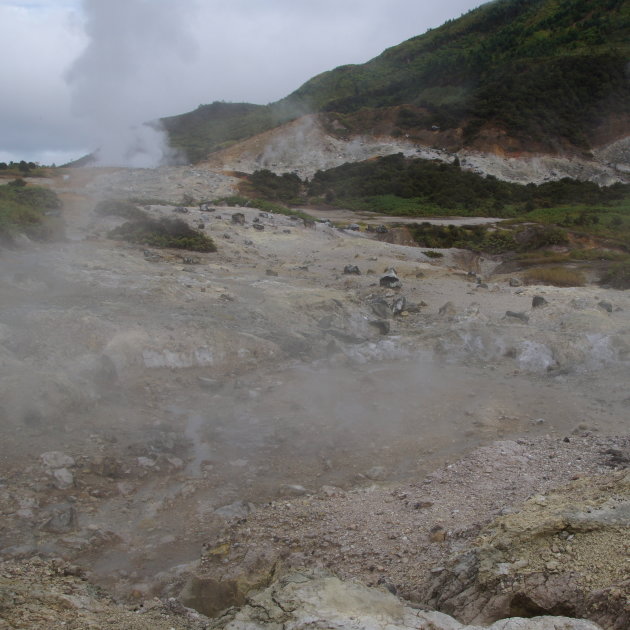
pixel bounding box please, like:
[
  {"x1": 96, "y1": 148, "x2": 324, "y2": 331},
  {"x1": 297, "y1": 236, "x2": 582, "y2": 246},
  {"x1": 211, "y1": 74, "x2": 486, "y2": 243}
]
[{"x1": 0, "y1": 167, "x2": 629, "y2": 606}]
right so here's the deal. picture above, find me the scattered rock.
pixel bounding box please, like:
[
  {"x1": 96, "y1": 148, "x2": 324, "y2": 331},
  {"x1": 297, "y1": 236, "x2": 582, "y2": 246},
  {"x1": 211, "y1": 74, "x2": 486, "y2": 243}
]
[
  {"x1": 369, "y1": 297, "x2": 391, "y2": 319},
  {"x1": 532, "y1": 296, "x2": 548, "y2": 308},
  {"x1": 506, "y1": 310, "x2": 529, "y2": 323},
  {"x1": 52, "y1": 468, "x2": 74, "y2": 490},
  {"x1": 598, "y1": 301, "x2": 613, "y2": 313},
  {"x1": 214, "y1": 500, "x2": 255, "y2": 520},
  {"x1": 391, "y1": 296, "x2": 407, "y2": 316},
  {"x1": 40, "y1": 452, "x2": 75, "y2": 471},
  {"x1": 143, "y1": 249, "x2": 163, "y2": 262},
  {"x1": 429, "y1": 525, "x2": 447, "y2": 542},
  {"x1": 380, "y1": 268, "x2": 402, "y2": 289},
  {"x1": 253, "y1": 223, "x2": 264, "y2": 231},
  {"x1": 231, "y1": 213, "x2": 245, "y2": 225},
  {"x1": 343, "y1": 264, "x2": 361, "y2": 275},
  {"x1": 369, "y1": 320, "x2": 390, "y2": 335},
  {"x1": 414, "y1": 499, "x2": 434, "y2": 509},
  {"x1": 509, "y1": 278, "x2": 523, "y2": 287},
  {"x1": 39, "y1": 503, "x2": 79, "y2": 533},
  {"x1": 439, "y1": 302, "x2": 457, "y2": 318},
  {"x1": 279, "y1": 484, "x2": 308, "y2": 497},
  {"x1": 365, "y1": 466, "x2": 387, "y2": 481}
]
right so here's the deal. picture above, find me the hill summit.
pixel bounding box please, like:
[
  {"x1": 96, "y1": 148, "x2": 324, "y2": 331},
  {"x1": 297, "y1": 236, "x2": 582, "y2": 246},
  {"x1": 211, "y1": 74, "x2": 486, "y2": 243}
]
[{"x1": 163, "y1": 0, "x2": 630, "y2": 163}]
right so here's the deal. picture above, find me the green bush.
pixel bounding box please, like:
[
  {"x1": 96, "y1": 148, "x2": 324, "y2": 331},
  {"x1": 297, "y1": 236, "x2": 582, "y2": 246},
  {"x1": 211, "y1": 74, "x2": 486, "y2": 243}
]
[
  {"x1": 524, "y1": 266, "x2": 586, "y2": 287},
  {"x1": 248, "y1": 170, "x2": 302, "y2": 201},
  {"x1": 109, "y1": 217, "x2": 216, "y2": 252},
  {"x1": 599, "y1": 261, "x2": 630, "y2": 289},
  {"x1": 0, "y1": 182, "x2": 62, "y2": 240}
]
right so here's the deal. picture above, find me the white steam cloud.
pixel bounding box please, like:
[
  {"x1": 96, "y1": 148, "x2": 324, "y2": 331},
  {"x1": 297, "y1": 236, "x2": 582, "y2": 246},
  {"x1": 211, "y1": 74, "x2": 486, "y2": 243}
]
[{"x1": 66, "y1": 0, "x2": 197, "y2": 167}]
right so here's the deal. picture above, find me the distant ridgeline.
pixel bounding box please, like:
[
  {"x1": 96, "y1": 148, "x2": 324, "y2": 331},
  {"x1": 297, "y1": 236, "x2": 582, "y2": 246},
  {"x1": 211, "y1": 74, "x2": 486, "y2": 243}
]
[{"x1": 163, "y1": 0, "x2": 630, "y2": 162}]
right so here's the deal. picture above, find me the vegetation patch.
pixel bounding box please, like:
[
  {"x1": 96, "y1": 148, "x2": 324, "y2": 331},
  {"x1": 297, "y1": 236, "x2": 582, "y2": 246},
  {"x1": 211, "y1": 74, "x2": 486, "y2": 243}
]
[
  {"x1": 569, "y1": 249, "x2": 628, "y2": 262},
  {"x1": 212, "y1": 195, "x2": 315, "y2": 223},
  {"x1": 163, "y1": 0, "x2": 630, "y2": 160},
  {"x1": 599, "y1": 261, "x2": 630, "y2": 290},
  {"x1": 0, "y1": 179, "x2": 62, "y2": 241},
  {"x1": 109, "y1": 216, "x2": 216, "y2": 252},
  {"x1": 243, "y1": 157, "x2": 630, "y2": 234},
  {"x1": 0, "y1": 161, "x2": 47, "y2": 177},
  {"x1": 410, "y1": 223, "x2": 517, "y2": 254},
  {"x1": 246, "y1": 170, "x2": 302, "y2": 202},
  {"x1": 524, "y1": 266, "x2": 586, "y2": 287}
]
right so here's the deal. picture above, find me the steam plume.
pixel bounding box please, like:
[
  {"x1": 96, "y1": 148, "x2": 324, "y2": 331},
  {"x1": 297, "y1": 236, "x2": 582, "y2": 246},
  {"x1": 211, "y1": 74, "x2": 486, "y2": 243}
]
[{"x1": 66, "y1": 0, "x2": 196, "y2": 167}]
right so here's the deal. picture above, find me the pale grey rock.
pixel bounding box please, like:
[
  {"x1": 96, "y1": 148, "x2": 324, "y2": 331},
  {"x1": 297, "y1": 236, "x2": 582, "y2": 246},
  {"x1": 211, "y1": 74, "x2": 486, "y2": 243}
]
[
  {"x1": 370, "y1": 297, "x2": 391, "y2": 319},
  {"x1": 209, "y1": 571, "x2": 603, "y2": 630},
  {"x1": 52, "y1": 468, "x2": 74, "y2": 490},
  {"x1": 279, "y1": 484, "x2": 308, "y2": 496},
  {"x1": 214, "y1": 500, "x2": 255, "y2": 520},
  {"x1": 39, "y1": 503, "x2": 78, "y2": 533},
  {"x1": 365, "y1": 465, "x2": 387, "y2": 481},
  {"x1": 439, "y1": 301, "x2": 457, "y2": 318},
  {"x1": 40, "y1": 452, "x2": 75, "y2": 471},
  {"x1": 392, "y1": 296, "x2": 407, "y2": 316}
]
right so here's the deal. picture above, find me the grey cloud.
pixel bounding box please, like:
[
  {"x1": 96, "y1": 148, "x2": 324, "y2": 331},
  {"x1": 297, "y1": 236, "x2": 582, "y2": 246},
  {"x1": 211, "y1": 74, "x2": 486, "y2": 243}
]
[{"x1": 1, "y1": 0, "x2": 487, "y2": 164}]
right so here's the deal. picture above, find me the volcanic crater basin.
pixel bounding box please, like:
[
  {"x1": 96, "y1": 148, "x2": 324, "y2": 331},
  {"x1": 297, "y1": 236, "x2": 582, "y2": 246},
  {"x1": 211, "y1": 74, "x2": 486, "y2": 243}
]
[{"x1": 0, "y1": 166, "x2": 628, "y2": 627}]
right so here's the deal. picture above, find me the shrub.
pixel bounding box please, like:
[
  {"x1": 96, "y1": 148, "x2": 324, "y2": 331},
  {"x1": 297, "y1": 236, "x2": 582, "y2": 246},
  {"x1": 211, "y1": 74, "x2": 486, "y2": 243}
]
[
  {"x1": 569, "y1": 249, "x2": 626, "y2": 262},
  {"x1": 423, "y1": 250, "x2": 444, "y2": 258},
  {"x1": 515, "y1": 225, "x2": 568, "y2": 249},
  {"x1": 524, "y1": 266, "x2": 585, "y2": 287},
  {"x1": 599, "y1": 261, "x2": 630, "y2": 290},
  {"x1": 0, "y1": 182, "x2": 62, "y2": 240},
  {"x1": 109, "y1": 217, "x2": 216, "y2": 252}
]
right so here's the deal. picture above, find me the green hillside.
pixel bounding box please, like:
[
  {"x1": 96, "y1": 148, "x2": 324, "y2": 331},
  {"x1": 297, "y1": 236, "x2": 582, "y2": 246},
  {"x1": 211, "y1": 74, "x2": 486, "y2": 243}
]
[{"x1": 163, "y1": 0, "x2": 630, "y2": 162}]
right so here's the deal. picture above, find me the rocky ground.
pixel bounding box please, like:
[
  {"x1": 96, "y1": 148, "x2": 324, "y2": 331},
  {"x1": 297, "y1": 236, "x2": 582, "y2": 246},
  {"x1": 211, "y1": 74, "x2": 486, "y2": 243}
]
[
  {"x1": 0, "y1": 163, "x2": 628, "y2": 629},
  {"x1": 198, "y1": 114, "x2": 630, "y2": 185}
]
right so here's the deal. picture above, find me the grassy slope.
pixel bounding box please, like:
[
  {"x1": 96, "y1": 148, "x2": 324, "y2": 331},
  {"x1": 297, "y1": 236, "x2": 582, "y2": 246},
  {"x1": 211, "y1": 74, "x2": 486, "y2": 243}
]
[
  {"x1": 163, "y1": 0, "x2": 630, "y2": 161},
  {"x1": 0, "y1": 180, "x2": 62, "y2": 240}
]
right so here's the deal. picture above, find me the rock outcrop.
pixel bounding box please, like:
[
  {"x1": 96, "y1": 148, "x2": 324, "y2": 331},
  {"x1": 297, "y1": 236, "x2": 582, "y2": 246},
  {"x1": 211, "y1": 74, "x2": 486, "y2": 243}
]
[
  {"x1": 428, "y1": 472, "x2": 630, "y2": 630},
  {"x1": 210, "y1": 570, "x2": 604, "y2": 630}
]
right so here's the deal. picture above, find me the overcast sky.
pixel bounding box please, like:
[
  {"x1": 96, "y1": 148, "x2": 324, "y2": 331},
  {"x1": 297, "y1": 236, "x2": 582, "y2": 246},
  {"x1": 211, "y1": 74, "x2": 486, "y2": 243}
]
[{"x1": 0, "y1": 0, "x2": 487, "y2": 166}]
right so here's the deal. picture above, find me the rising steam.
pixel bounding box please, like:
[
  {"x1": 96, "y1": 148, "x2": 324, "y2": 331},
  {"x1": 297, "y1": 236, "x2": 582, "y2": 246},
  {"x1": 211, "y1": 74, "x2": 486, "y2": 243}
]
[{"x1": 66, "y1": 0, "x2": 196, "y2": 167}]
